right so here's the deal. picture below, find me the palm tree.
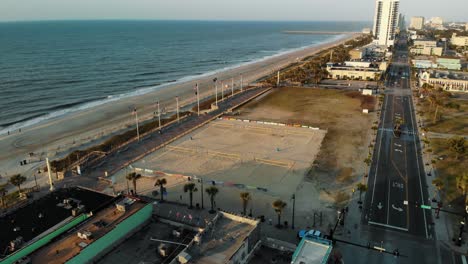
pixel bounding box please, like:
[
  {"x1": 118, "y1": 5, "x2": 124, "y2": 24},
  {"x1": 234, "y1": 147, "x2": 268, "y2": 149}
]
[
  {"x1": 449, "y1": 136, "x2": 466, "y2": 160},
  {"x1": 356, "y1": 183, "x2": 368, "y2": 203},
  {"x1": 126, "y1": 172, "x2": 141, "y2": 195},
  {"x1": 432, "y1": 178, "x2": 444, "y2": 200},
  {"x1": 9, "y1": 174, "x2": 27, "y2": 194},
  {"x1": 240, "y1": 192, "x2": 251, "y2": 215},
  {"x1": 205, "y1": 186, "x2": 219, "y2": 213},
  {"x1": 155, "y1": 178, "x2": 167, "y2": 202},
  {"x1": 272, "y1": 199, "x2": 287, "y2": 228},
  {"x1": 184, "y1": 183, "x2": 198, "y2": 209},
  {"x1": 0, "y1": 183, "x2": 8, "y2": 208}
]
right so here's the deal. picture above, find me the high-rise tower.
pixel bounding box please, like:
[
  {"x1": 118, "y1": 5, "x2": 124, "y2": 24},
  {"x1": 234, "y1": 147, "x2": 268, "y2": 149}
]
[{"x1": 372, "y1": 0, "x2": 400, "y2": 47}]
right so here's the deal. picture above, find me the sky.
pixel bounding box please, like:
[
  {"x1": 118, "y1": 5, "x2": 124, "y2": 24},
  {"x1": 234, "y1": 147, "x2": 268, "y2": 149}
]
[{"x1": 0, "y1": 0, "x2": 466, "y2": 22}]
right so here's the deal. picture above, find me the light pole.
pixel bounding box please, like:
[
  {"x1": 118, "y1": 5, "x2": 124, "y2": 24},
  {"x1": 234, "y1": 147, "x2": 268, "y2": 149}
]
[
  {"x1": 196, "y1": 83, "x2": 200, "y2": 116},
  {"x1": 240, "y1": 74, "x2": 243, "y2": 92},
  {"x1": 157, "y1": 100, "x2": 161, "y2": 130},
  {"x1": 198, "y1": 178, "x2": 204, "y2": 209},
  {"x1": 231, "y1": 78, "x2": 234, "y2": 96},
  {"x1": 176, "y1": 96, "x2": 180, "y2": 122},
  {"x1": 221, "y1": 81, "x2": 224, "y2": 100},
  {"x1": 291, "y1": 194, "x2": 296, "y2": 229},
  {"x1": 213, "y1": 78, "x2": 218, "y2": 106},
  {"x1": 133, "y1": 108, "x2": 140, "y2": 141}
]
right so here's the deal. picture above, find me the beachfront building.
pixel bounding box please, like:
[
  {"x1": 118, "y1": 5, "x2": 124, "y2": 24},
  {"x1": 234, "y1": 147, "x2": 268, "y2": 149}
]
[
  {"x1": 349, "y1": 47, "x2": 368, "y2": 60},
  {"x1": 451, "y1": 33, "x2": 468, "y2": 47},
  {"x1": 372, "y1": 0, "x2": 400, "y2": 47},
  {"x1": 326, "y1": 61, "x2": 385, "y2": 81},
  {"x1": 419, "y1": 70, "x2": 468, "y2": 93},
  {"x1": 410, "y1": 16, "x2": 425, "y2": 30},
  {"x1": 410, "y1": 40, "x2": 443, "y2": 56}
]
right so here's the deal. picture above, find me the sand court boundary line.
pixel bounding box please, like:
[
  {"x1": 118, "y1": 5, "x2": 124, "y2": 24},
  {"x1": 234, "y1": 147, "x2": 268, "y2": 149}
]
[{"x1": 254, "y1": 158, "x2": 294, "y2": 169}]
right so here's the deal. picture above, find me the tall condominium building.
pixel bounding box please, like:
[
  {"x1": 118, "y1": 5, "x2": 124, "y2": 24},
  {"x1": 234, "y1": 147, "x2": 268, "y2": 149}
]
[
  {"x1": 410, "y1": 16, "x2": 425, "y2": 30},
  {"x1": 372, "y1": 0, "x2": 400, "y2": 47}
]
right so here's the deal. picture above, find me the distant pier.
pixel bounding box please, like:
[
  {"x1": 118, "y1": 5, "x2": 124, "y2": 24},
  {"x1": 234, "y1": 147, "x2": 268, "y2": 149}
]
[{"x1": 282, "y1": 31, "x2": 360, "y2": 35}]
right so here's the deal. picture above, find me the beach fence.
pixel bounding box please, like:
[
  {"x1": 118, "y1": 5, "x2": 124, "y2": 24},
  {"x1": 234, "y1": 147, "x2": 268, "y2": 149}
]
[{"x1": 217, "y1": 117, "x2": 321, "y2": 131}]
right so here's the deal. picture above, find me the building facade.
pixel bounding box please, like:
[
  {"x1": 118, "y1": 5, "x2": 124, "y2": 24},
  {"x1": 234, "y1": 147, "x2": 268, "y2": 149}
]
[
  {"x1": 420, "y1": 71, "x2": 468, "y2": 93},
  {"x1": 372, "y1": 0, "x2": 400, "y2": 47},
  {"x1": 410, "y1": 16, "x2": 425, "y2": 30},
  {"x1": 410, "y1": 40, "x2": 443, "y2": 56},
  {"x1": 436, "y1": 57, "x2": 462, "y2": 70},
  {"x1": 451, "y1": 33, "x2": 468, "y2": 47}
]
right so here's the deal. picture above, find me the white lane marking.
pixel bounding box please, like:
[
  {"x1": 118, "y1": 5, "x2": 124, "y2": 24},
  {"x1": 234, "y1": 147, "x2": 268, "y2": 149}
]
[
  {"x1": 395, "y1": 143, "x2": 402, "y2": 147},
  {"x1": 378, "y1": 202, "x2": 383, "y2": 210},
  {"x1": 462, "y1": 255, "x2": 467, "y2": 264},
  {"x1": 408, "y1": 89, "x2": 429, "y2": 239},
  {"x1": 387, "y1": 177, "x2": 391, "y2": 224},
  {"x1": 371, "y1": 95, "x2": 389, "y2": 206},
  {"x1": 395, "y1": 149, "x2": 403, "y2": 153},
  {"x1": 368, "y1": 221, "x2": 409, "y2": 231},
  {"x1": 392, "y1": 204, "x2": 404, "y2": 212}
]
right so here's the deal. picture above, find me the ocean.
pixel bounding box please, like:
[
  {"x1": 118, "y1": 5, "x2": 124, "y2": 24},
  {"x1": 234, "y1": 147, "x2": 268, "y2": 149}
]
[{"x1": 0, "y1": 20, "x2": 370, "y2": 133}]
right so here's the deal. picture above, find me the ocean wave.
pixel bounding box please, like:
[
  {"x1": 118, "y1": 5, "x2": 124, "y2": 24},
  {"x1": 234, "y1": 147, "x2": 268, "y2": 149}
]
[{"x1": 0, "y1": 34, "x2": 347, "y2": 135}]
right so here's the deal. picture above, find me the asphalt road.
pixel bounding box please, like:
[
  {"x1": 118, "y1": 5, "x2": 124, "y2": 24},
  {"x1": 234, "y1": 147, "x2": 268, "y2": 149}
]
[{"x1": 335, "y1": 33, "x2": 467, "y2": 264}]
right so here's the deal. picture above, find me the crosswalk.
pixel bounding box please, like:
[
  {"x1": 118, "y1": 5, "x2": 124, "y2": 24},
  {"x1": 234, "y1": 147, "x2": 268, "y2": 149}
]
[{"x1": 379, "y1": 127, "x2": 416, "y2": 135}]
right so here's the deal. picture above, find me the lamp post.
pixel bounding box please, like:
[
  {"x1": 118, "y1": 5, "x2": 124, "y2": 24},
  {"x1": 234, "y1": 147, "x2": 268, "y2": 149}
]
[
  {"x1": 157, "y1": 100, "x2": 161, "y2": 130},
  {"x1": 198, "y1": 178, "x2": 204, "y2": 209},
  {"x1": 213, "y1": 78, "x2": 218, "y2": 106},
  {"x1": 176, "y1": 96, "x2": 179, "y2": 122},
  {"x1": 291, "y1": 194, "x2": 296, "y2": 229}
]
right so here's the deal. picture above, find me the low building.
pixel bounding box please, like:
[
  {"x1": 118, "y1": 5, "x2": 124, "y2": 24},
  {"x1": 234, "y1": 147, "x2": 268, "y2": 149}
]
[
  {"x1": 419, "y1": 70, "x2": 468, "y2": 93},
  {"x1": 451, "y1": 33, "x2": 468, "y2": 47},
  {"x1": 410, "y1": 16, "x2": 425, "y2": 30},
  {"x1": 189, "y1": 212, "x2": 260, "y2": 264},
  {"x1": 290, "y1": 235, "x2": 333, "y2": 264},
  {"x1": 437, "y1": 57, "x2": 462, "y2": 70},
  {"x1": 410, "y1": 40, "x2": 443, "y2": 56},
  {"x1": 29, "y1": 196, "x2": 152, "y2": 264},
  {"x1": 326, "y1": 61, "x2": 384, "y2": 81},
  {"x1": 412, "y1": 57, "x2": 438, "y2": 69},
  {"x1": 0, "y1": 187, "x2": 115, "y2": 264}
]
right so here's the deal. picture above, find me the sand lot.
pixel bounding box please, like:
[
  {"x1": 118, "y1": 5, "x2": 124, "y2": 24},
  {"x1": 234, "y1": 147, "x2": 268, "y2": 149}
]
[{"x1": 131, "y1": 119, "x2": 326, "y2": 198}]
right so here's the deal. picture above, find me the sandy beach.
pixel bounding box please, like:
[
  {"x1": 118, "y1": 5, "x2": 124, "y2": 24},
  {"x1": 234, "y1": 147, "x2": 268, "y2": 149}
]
[{"x1": 0, "y1": 33, "x2": 360, "y2": 186}]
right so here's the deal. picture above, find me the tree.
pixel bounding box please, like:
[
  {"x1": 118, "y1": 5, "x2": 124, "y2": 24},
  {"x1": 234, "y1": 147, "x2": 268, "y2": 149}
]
[
  {"x1": 205, "y1": 186, "x2": 219, "y2": 213},
  {"x1": 272, "y1": 199, "x2": 287, "y2": 227},
  {"x1": 155, "y1": 178, "x2": 167, "y2": 202},
  {"x1": 356, "y1": 183, "x2": 368, "y2": 203},
  {"x1": 449, "y1": 137, "x2": 466, "y2": 160},
  {"x1": 0, "y1": 183, "x2": 8, "y2": 208},
  {"x1": 457, "y1": 173, "x2": 468, "y2": 207},
  {"x1": 432, "y1": 178, "x2": 444, "y2": 200},
  {"x1": 240, "y1": 192, "x2": 251, "y2": 215},
  {"x1": 184, "y1": 183, "x2": 198, "y2": 209},
  {"x1": 126, "y1": 172, "x2": 141, "y2": 195},
  {"x1": 9, "y1": 174, "x2": 27, "y2": 194}
]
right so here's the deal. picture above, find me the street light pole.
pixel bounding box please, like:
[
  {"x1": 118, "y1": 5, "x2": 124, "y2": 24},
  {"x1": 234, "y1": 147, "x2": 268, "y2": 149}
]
[
  {"x1": 231, "y1": 78, "x2": 234, "y2": 96},
  {"x1": 213, "y1": 78, "x2": 218, "y2": 106},
  {"x1": 133, "y1": 108, "x2": 140, "y2": 141},
  {"x1": 240, "y1": 74, "x2": 243, "y2": 92},
  {"x1": 221, "y1": 81, "x2": 224, "y2": 100},
  {"x1": 176, "y1": 96, "x2": 180, "y2": 122},
  {"x1": 196, "y1": 83, "x2": 200, "y2": 116},
  {"x1": 157, "y1": 100, "x2": 161, "y2": 130},
  {"x1": 199, "y1": 178, "x2": 204, "y2": 209},
  {"x1": 292, "y1": 194, "x2": 296, "y2": 229}
]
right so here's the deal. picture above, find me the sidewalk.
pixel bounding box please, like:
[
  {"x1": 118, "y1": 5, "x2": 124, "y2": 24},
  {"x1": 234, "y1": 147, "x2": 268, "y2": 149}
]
[{"x1": 411, "y1": 85, "x2": 468, "y2": 257}]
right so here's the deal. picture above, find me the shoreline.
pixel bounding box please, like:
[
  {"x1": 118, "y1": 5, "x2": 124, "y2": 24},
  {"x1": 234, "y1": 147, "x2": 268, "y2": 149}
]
[
  {"x1": 0, "y1": 33, "x2": 361, "y2": 183},
  {"x1": 0, "y1": 34, "x2": 346, "y2": 136}
]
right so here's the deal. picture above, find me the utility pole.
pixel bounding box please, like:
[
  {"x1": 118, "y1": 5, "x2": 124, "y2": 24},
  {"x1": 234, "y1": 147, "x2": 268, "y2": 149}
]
[
  {"x1": 176, "y1": 96, "x2": 180, "y2": 122},
  {"x1": 133, "y1": 108, "x2": 140, "y2": 141},
  {"x1": 157, "y1": 100, "x2": 161, "y2": 130},
  {"x1": 292, "y1": 194, "x2": 296, "y2": 229}
]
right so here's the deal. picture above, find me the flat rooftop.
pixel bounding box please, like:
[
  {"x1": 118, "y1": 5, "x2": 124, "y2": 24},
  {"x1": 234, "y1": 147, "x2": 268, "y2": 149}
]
[
  {"x1": 291, "y1": 237, "x2": 332, "y2": 264},
  {"x1": 98, "y1": 220, "x2": 196, "y2": 264},
  {"x1": 0, "y1": 187, "x2": 113, "y2": 256},
  {"x1": 29, "y1": 196, "x2": 146, "y2": 264},
  {"x1": 189, "y1": 215, "x2": 258, "y2": 264}
]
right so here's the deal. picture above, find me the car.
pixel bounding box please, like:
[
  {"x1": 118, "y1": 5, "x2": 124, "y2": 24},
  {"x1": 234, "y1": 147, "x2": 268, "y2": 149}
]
[{"x1": 298, "y1": 229, "x2": 322, "y2": 239}]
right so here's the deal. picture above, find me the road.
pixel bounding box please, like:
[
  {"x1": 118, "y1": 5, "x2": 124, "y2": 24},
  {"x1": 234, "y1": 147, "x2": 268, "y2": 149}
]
[{"x1": 337, "y1": 33, "x2": 466, "y2": 264}]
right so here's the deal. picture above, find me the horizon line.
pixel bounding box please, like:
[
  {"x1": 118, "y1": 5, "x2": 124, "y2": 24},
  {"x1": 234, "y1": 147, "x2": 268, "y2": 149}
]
[{"x1": 0, "y1": 18, "x2": 374, "y2": 24}]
